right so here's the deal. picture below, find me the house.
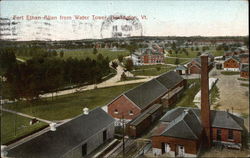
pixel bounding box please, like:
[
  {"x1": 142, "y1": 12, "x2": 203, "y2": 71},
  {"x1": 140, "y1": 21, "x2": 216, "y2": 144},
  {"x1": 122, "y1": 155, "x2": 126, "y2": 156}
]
[
  {"x1": 131, "y1": 48, "x2": 164, "y2": 66},
  {"x1": 107, "y1": 71, "x2": 186, "y2": 121},
  {"x1": 240, "y1": 64, "x2": 249, "y2": 79},
  {"x1": 239, "y1": 53, "x2": 249, "y2": 64},
  {"x1": 6, "y1": 108, "x2": 115, "y2": 158},
  {"x1": 186, "y1": 57, "x2": 213, "y2": 74},
  {"x1": 223, "y1": 56, "x2": 240, "y2": 71},
  {"x1": 175, "y1": 65, "x2": 188, "y2": 75},
  {"x1": 126, "y1": 104, "x2": 163, "y2": 138},
  {"x1": 151, "y1": 55, "x2": 245, "y2": 157}
]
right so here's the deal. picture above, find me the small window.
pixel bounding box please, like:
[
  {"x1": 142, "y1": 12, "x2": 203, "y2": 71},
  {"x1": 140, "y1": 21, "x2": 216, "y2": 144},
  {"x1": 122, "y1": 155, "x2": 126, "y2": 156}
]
[
  {"x1": 114, "y1": 109, "x2": 118, "y2": 114},
  {"x1": 129, "y1": 110, "x2": 134, "y2": 115},
  {"x1": 228, "y1": 130, "x2": 234, "y2": 140}
]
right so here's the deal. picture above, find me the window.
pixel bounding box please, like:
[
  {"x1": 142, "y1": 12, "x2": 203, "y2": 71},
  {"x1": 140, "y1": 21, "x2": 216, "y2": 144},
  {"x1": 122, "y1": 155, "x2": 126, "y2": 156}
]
[
  {"x1": 217, "y1": 129, "x2": 221, "y2": 141},
  {"x1": 228, "y1": 130, "x2": 234, "y2": 140},
  {"x1": 103, "y1": 130, "x2": 107, "y2": 142},
  {"x1": 114, "y1": 109, "x2": 118, "y2": 114},
  {"x1": 129, "y1": 110, "x2": 134, "y2": 115}
]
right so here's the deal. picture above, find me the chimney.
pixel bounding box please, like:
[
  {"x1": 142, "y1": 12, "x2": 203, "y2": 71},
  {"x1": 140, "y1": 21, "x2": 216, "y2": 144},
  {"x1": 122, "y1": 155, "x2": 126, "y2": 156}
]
[{"x1": 200, "y1": 54, "x2": 211, "y2": 147}]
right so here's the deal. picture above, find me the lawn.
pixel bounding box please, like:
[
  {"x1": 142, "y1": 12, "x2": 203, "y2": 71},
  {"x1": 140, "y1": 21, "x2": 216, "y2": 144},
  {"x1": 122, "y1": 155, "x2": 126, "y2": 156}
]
[
  {"x1": 165, "y1": 57, "x2": 191, "y2": 65},
  {"x1": 3, "y1": 83, "x2": 141, "y2": 121},
  {"x1": 221, "y1": 71, "x2": 240, "y2": 75},
  {"x1": 168, "y1": 46, "x2": 225, "y2": 58},
  {"x1": 58, "y1": 48, "x2": 130, "y2": 61},
  {"x1": 240, "y1": 83, "x2": 249, "y2": 87},
  {"x1": 132, "y1": 65, "x2": 176, "y2": 76},
  {"x1": 175, "y1": 79, "x2": 200, "y2": 107},
  {"x1": 1, "y1": 111, "x2": 48, "y2": 145}
]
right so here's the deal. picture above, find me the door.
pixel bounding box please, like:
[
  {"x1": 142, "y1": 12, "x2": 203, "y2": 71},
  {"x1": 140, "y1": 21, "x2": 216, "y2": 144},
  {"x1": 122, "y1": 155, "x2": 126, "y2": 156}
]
[
  {"x1": 103, "y1": 130, "x2": 107, "y2": 142},
  {"x1": 161, "y1": 142, "x2": 165, "y2": 154},
  {"x1": 178, "y1": 145, "x2": 185, "y2": 157},
  {"x1": 82, "y1": 143, "x2": 87, "y2": 157}
]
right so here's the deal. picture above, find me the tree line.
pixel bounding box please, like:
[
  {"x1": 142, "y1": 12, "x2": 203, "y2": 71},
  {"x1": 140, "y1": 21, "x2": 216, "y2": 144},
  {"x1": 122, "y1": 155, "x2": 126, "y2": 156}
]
[{"x1": 0, "y1": 48, "x2": 110, "y2": 100}]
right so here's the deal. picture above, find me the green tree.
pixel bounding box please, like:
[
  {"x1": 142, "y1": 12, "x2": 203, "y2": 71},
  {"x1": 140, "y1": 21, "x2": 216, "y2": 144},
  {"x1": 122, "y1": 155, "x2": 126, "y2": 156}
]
[
  {"x1": 124, "y1": 58, "x2": 134, "y2": 71},
  {"x1": 118, "y1": 55, "x2": 124, "y2": 63},
  {"x1": 59, "y1": 50, "x2": 64, "y2": 58},
  {"x1": 93, "y1": 48, "x2": 98, "y2": 55},
  {"x1": 175, "y1": 58, "x2": 180, "y2": 65}
]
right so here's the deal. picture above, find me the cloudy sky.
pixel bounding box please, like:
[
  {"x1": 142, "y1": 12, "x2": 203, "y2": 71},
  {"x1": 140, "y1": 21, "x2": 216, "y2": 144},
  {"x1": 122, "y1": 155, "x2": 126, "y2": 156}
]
[{"x1": 0, "y1": 0, "x2": 248, "y2": 41}]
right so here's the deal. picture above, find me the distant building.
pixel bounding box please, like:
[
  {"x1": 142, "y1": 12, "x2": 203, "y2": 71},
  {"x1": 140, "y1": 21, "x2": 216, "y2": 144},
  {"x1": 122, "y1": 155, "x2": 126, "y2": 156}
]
[
  {"x1": 223, "y1": 56, "x2": 240, "y2": 71},
  {"x1": 240, "y1": 64, "x2": 249, "y2": 79},
  {"x1": 187, "y1": 58, "x2": 213, "y2": 74},
  {"x1": 6, "y1": 108, "x2": 115, "y2": 158},
  {"x1": 131, "y1": 48, "x2": 164, "y2": 66},
  {"x1": 239, "y1": 53, "x2": 249, "y2": 64},
  {"x1": 175, "y1": 65, "x2": 188, "y2": 75}
]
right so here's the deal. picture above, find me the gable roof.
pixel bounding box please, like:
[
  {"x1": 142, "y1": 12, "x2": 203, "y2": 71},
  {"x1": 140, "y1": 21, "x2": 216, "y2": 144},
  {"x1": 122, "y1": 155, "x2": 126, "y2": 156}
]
[
  {"x1": 160, "y1": 107, "x2": 244, "y2": 131},
  {"x1": 7, "y1": 108, "x2": 115, "y2": 158},
  {"x1": 225, "y1": 56, "x2": 240, "y2": 63},
  {"x1": 241, "y1": 65, "x2": 249, "y2": 72},
  {"x1": 155, "y1": 71, "x2": 184, "y2": 90},
  {"x1": 160, "y1": 109, "x2": 202, "y2": 140},
  {"x1": 123, "y1": 71, "x2": 184, "y2": 110},
  {"x1": 176, "y1": 65, "x2": 187, "y2": 71},
  {"x1": 124, "y1": 79, "x2": 167, "y2": 110}
]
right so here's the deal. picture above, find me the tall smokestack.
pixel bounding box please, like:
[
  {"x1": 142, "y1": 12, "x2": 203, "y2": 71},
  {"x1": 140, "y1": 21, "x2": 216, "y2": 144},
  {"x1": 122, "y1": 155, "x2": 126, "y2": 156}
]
[{"x1": 200, "y1": 54, "x2": 211, "y2": 147}]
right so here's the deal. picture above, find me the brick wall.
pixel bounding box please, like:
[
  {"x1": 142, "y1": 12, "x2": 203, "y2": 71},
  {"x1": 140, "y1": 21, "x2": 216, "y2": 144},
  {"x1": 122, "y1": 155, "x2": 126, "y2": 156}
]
[
  {"x1": 224, "y1": 59, "x2": 240, "y2": 68},
  {"x1": 212, "y1": 128, "x2": 242, "y2": 144},
  {"x1": 240, "y1": 71, "x2": 249, "y2": 78},
  {"x1": 151, "y1": 136, "x2": 200, "y2": 155},
  {"x1": 108, "y1": 95, "x2": 141, "y2": 120}
]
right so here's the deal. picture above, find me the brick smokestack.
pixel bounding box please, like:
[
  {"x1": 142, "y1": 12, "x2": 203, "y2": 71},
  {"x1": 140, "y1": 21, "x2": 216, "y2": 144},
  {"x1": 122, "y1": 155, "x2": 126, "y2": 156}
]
[{"x1": 200, "y1": 54, "x2": 211, "y2": 147}]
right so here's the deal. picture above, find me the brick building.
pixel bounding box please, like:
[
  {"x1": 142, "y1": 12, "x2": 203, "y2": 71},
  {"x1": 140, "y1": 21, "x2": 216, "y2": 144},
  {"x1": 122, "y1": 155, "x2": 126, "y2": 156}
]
[
  {"x1": 223, "y1": 56, "x2": 240, "y2": 71},
  {"x1": 107, "y1": 71, "x2": 186, "y2": 121},
  {"x1": 186, "y1": 57, "x2": 213, "y2": 74},
  {"x1": 239, "y1": 53, "x2": 249, "y2": 64},
  {"x1": 131, "y1": 48, "x2": 164, "y2": 66},
  {"x1": 240, "y1": 65, "x2": 249, "y2": 79},
  {"x1": 151, "y1": 55, "x2": 245, "y2": 157}
]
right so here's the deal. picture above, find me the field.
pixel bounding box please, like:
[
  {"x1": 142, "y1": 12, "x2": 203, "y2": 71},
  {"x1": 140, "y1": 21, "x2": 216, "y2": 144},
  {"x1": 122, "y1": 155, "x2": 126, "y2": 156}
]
[
  {"x1": 3, "y1": 83, "x2": 141, "y2": 121},
  {"x1": 175, "y1": 79, "x2": 200, "y2": 107},
  {"x1": 221, "y1": 71, "x2": 240, "y2": 75},
  {"x1": 165, "y1": 57, "x2": 191, "y2": 65},
  {"x1": 58, "y1": 48, "x2": 130, "y2": 61},
  {"x1": 168, "y1": 47, "x2": 224, "y2": 58},
  {"x1": 1, "y1": 111, "x2": 48, "y2": 145},
  {"x1": 132, "y1": 65, "x2": 176, "y2": 76}
]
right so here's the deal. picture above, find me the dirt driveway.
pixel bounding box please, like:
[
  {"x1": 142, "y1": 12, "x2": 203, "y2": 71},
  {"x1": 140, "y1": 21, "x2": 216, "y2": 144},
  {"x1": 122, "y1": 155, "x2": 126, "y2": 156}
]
[{"x1": 210, "y1": 69, "x2": 249, "y2": 116}]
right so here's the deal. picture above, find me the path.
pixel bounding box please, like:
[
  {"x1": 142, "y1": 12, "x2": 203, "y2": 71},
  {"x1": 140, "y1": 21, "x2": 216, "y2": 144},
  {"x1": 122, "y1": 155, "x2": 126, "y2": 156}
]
[{"x1": 16, "y1": 58, "x2": 26, "y2": 63}]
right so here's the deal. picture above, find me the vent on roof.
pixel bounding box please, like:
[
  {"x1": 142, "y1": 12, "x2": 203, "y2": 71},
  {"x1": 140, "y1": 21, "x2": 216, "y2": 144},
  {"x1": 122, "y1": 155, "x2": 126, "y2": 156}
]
[
  {"x1": 1, "y1": 145, "x2": 8, "y2": 157},
  {"x1": 83, "y1": 107, "x2": 89, "y2": 115},
  {"x1": 50, "y1": 123, "x2": 57, "y2": 131},
  {"x1": 184, "y1": 109, "x2": 188, "y2": 114}
]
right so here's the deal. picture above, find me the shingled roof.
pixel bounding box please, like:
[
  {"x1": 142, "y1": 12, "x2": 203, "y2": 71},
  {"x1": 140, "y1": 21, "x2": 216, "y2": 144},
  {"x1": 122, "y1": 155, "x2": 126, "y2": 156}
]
[
  {"x1": 160, "y1": 109, "x2": 202, "y2": 140},
  {"x1": 123, "y1": 71, "x2": 184, "y2": 110},
  {"x1": 7, "y1": 108, "x2": 115, "y2": 158},
  {"x1": 160, "y1": 107, "x2": 244, "y2": 131},
  {"x1": 124, "y1": 79, "x2": 167, "y2": 110}
]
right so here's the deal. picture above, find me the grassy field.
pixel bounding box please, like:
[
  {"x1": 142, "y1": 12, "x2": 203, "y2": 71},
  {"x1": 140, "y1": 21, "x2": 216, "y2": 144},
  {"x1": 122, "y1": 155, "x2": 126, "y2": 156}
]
[
  {"x1": 165, "y1": 57, "x2": 191, "y2": 65},
  {"x1": 132, "y1": 65, "x2": 176, "y2": 76},
  {"x1": 176, "y1": 79, "x2": 200, "y2": 107},
  {"x1": 3, "y1": 83, "x2": 141, "y2": 121},
  {"x1": 1, "y1": 111, "x2": 48, "y2": 145},
  {"x1": 58, "y1": 48, "x2": 130, "y2": 61},
  {"x1": 221, "y1": 71, "x2": 240, "y2": 75},
  {"x1": 168, "y1": 47, "x2": 224, "y2": 58}
]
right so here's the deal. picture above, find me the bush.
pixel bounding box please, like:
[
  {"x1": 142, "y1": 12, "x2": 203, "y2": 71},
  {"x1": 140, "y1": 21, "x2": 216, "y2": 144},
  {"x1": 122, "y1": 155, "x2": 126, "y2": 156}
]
[{"x1": 221, "y1": 71, "x2": 240, "y2": 75}]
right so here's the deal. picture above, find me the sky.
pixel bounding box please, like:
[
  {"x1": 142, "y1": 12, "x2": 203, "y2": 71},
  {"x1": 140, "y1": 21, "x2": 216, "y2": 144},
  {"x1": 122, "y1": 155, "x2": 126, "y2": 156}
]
[{"x1": 0, "y1": 0, "x2": 248, "y2": 41}]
